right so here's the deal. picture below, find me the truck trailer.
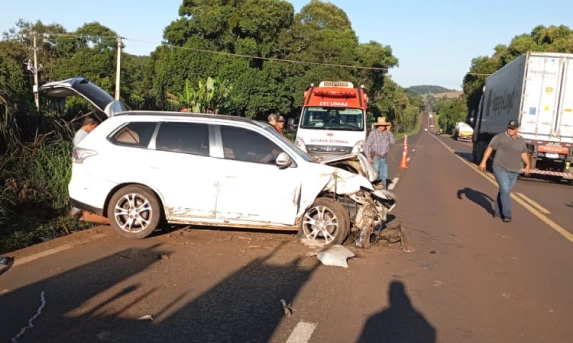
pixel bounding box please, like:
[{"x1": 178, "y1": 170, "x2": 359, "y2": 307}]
[{"x1": 472, "y1": 52, "x2": 573, "y2": 178}]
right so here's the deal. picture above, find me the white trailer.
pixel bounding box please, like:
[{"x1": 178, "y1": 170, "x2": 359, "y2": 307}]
[{"x1": 473, "y1": 52, "x2": 573, "y2": 178}]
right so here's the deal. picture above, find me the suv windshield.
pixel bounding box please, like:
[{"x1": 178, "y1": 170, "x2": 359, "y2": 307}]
[
  {"x1": 300, "y1": 107, "x2": 364, "y2": 131},
  {"x1": 264, "y1": 127, "x2": 314, "y2": 162}
]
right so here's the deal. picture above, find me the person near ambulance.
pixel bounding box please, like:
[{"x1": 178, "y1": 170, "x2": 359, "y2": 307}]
[
  {"x1": 276, "y1": 115, "x2": 286, "y2": 135},
  {"x1": 365, "y1": 116, "x2": 395, "y2": 189},
  {"x1": 267, "y1": 113, "x2": 284, "y2": 135}
]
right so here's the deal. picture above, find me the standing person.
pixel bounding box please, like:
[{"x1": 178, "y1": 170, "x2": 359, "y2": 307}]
[
  {"x1": 69, "y1": 116, "x2": 99, "y2": 218},
  {"x1": 479, "y1": 120, "x2": 530, "y2": 222},
  {"x1": 276, "y1": 115, "x2": 286, "y2": 135},
  {"x1": 268, "y1": 113, "x2": 278, "y2": 128},
  {"x1": 365, "y1": 116, "x2": 395, "y2": 189},
  {"x1": 73, "y1": 116, "x2": 98, "y2": 147}
]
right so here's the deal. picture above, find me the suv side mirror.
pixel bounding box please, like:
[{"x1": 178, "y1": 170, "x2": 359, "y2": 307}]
[
  {"x1": 276, "y1": 152, "x2": 292, "y2": 169},
  {"x1": 287, "y1": 118, "x2": 297, "y2": 133}
]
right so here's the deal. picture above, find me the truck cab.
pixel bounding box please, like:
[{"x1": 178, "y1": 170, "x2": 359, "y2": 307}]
[{"x1": 287, "y1": 81, "x2": 369, "y2": 158}]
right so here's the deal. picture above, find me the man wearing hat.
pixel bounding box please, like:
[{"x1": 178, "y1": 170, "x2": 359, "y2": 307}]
[
  {"x1": 275, "y1": 115, "x2": 286, "y2": 135},
  {"x1": 365, "y1": 116, "x2": 395, "y2": 189},
  {"x1": 479, "y1": 119, "x2": 531, "y2": 222}
]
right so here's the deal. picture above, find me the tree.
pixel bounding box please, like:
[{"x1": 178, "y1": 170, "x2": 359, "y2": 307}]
[
  {"x1": 435, "y1": 95, "x2": 467, "y2": 134},
  {"x1": 169, "y1": 77, "x2": 234, "y2": 114}
]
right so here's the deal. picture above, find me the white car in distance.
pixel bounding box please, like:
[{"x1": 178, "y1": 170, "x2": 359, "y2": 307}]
[{"x1": 41, "y1": 77, "x2": 396, "y2": 248}]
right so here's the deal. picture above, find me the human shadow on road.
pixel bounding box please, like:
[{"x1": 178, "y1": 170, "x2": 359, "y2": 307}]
[
  {"x1": 0, "y1": 241, "x2": 318, "y2": 343},
  {"x1": 457, "y1": 187, "x2": 495, "y2": 215},
  {"x1": 357, "y1": 281, "x2": 436, "y2": 343},
  {"x1": 0, "y1": 243, "x2": 169, "y2": 342}
]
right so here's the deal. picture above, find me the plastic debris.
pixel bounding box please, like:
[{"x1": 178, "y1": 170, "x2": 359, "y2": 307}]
[
  {"x1": 317, "y1": 245, "x2": 356, "y2": 268},
  {"x1": 138, "y1": 315, "x2": 154, "y2": 321},
  {"x1": 280, "y1": 299, "x2": 294, "y2": 317}
]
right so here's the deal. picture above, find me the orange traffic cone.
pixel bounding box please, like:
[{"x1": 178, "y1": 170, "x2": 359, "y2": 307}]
[{"x1": 400, "y1": 135, "x2": 409, "y2": 169}]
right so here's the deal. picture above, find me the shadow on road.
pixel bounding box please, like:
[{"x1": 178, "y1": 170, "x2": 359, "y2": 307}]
[
  {"x1": 457, "y1": 187, "x2": 495, "y2": 216},
  {"x1": 567, "y1": 202, "x2": 573, "y2": 208},
  {"x1": 454, "y1": 151, "x2": 474, "y2": 163},
  {"x1": 0, "y1": 241, "x2": 318, "y2": 342},
  {"x1": 357, "y1": 281, "x2": 436, "y2": 343}
]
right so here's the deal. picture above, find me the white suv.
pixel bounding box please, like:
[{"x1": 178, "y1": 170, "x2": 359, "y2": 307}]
[{"x1": 41, "y1": 78, "x2": 396, "y2": 248}]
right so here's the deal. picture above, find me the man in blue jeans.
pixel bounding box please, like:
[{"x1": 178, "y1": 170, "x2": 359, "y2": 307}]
[
  {"x1": 479, "y1": 120, "x2": 531, "y2": 222},
  {"x1": 365, "y1": 116, "x2": 395, "y2": 189}
]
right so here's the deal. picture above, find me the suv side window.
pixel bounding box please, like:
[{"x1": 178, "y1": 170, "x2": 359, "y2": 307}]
[
  {"x1": 110, "y1": 122, "x2": 157, "y2": 148},
  {"x1": 155, "y1": 122, "x2": 210, "y2": 156},
  {"x1": 220, "y1": 125, "x2": 283, "y2": 165}
]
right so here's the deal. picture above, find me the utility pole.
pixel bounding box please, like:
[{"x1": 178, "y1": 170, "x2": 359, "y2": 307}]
[
  {"x1": 115, "y1": 37, "x2": 123, "y2": 100},
  {"x1": 32, "y1": 32, "x2": 40, "y2": 111}
]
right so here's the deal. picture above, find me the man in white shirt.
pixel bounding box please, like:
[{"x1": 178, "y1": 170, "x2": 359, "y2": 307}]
[{"x1": 73, "y1": 116, "x2": 98, "y2": 147}]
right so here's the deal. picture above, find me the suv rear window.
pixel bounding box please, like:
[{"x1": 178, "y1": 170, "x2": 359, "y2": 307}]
[
  {"x1": 110, "y1": 122, "x2": 156, "y2": 148},
  {"x1": 155, "y1": 122, "x2": 210, "y2": 156}
]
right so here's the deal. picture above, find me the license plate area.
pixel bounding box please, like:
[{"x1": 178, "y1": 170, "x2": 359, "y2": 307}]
[{"x1": 546, "y1": 153, "x2": 559, "y2": 159}]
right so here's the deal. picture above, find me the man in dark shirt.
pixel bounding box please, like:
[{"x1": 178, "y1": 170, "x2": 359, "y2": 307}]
[{"x1": 479, "y1": 120, "x2": 531, "y2": 222}]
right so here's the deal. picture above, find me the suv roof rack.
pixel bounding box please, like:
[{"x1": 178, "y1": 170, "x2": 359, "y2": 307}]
[{"x1": 114, "y1": 111, "x2": 270, "y2": 128}]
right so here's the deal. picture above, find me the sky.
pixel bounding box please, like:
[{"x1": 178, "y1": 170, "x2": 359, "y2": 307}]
[{"x1": 1, "y1": 0, "x2": 573, "y2": 90}]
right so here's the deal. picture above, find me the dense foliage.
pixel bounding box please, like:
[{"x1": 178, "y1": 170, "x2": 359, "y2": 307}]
[
  {"x1": 0, "y1": 0, "x2": 424, "y2": 252},
  {"x1": 433, "y1": 95, "x2": 467, "y2": 134}
]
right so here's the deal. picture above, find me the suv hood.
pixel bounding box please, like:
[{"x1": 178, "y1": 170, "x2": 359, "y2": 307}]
[
  {"x1": 40, "y1": 77, "x2": 129, "y2": 117},
  {"x1": 317, "y1": 153, "x2": 378, "y2": 182}
]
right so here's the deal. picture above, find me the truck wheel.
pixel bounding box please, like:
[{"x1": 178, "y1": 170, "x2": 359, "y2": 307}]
[
  {"x1": 107, "y1": 185, "x2": 162, "y2": 239},
  {"x1": 300, "y1": 197, "x2": 350, "y2": 247}
]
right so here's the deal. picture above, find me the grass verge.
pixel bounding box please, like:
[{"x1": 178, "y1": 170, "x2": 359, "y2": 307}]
[{"x1": 0, "y1": 120, "x2": 94, "y2": 254}]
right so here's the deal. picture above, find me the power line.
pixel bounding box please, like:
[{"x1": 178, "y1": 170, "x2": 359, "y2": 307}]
[
  {"x1": 3, "y1": 33, "x2": 391, "y2": 71},
  {"x1": 125, "y1": 37, "x2": 390, "y2": 71}
]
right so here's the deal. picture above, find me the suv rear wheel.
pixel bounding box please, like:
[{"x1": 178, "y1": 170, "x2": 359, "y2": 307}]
[
  {"x1": 107, "y1": 185, "x2": 162, "y2": 239},
  {"x1": 300, "y1": 197, "x2": 349, "y2": 247}
]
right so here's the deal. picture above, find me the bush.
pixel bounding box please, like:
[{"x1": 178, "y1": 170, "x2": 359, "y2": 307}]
[{"x1": 0, "y1": 115, "x2": 93, "y2": 254}]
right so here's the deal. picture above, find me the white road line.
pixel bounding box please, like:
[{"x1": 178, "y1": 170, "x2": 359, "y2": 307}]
[
  {"x1": 13, "y1": 233, "x2": 107, "y2": 267},
  {"x1": 387, "y1": 177, "x2": 399, "y2": 191},
  {"x1": 11, "y1": 291, "x2": 46, "y2": 343},
  {"x1": 286, "y1": 321, "x2": 317, "y2": 343},
  {"x1": 407, "y1": 157, "x2": 411, "y2": 162},
  {"x1": 429, "y1": 133, "x2": 573, "y2": 244}
]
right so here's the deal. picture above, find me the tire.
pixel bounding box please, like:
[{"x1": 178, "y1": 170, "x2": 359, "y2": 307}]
[
  {"x1": 299, "y1": 197, "x2": 350, "y2": 247},
  {"x1": 107, "y1": 185, "x2": 162, "y2": 239}
]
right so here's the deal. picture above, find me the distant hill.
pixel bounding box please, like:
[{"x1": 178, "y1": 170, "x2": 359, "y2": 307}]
[
  {"x1": 406, "y1": 85, "x2": 456, "y2": 96},
  {"x1": 431, "y1": 91, "x2": 464, "y2": 99}
]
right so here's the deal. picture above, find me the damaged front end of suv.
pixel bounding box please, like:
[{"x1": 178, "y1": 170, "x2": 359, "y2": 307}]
[{"x1": 300, "y1": 153, "x2": 397, "y2": 249}]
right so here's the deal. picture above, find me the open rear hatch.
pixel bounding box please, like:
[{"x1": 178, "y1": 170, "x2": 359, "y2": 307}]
[{"x1": 40, "y1": 77, "x2": 129, "y2": 117}]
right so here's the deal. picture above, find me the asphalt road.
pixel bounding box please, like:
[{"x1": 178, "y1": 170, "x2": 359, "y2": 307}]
[
  {"x1": 436, "y1": 133, "x2": 573, "y2": 235},
  {"x1": 2, "y1": 115, "x2": 573, "y2": 342}
]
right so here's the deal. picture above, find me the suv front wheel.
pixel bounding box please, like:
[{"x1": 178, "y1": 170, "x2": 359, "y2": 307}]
[
  {"x1": 300, "y1": 197, "x2": 350, "y2": 247},
  {"x1": 107, "y1": 185, "x2": 162, "y2": 239}
]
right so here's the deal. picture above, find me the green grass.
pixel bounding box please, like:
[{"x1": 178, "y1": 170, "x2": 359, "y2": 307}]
[{"x1": 0, "y1": 121, "x2": 93, "y2": 254}]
